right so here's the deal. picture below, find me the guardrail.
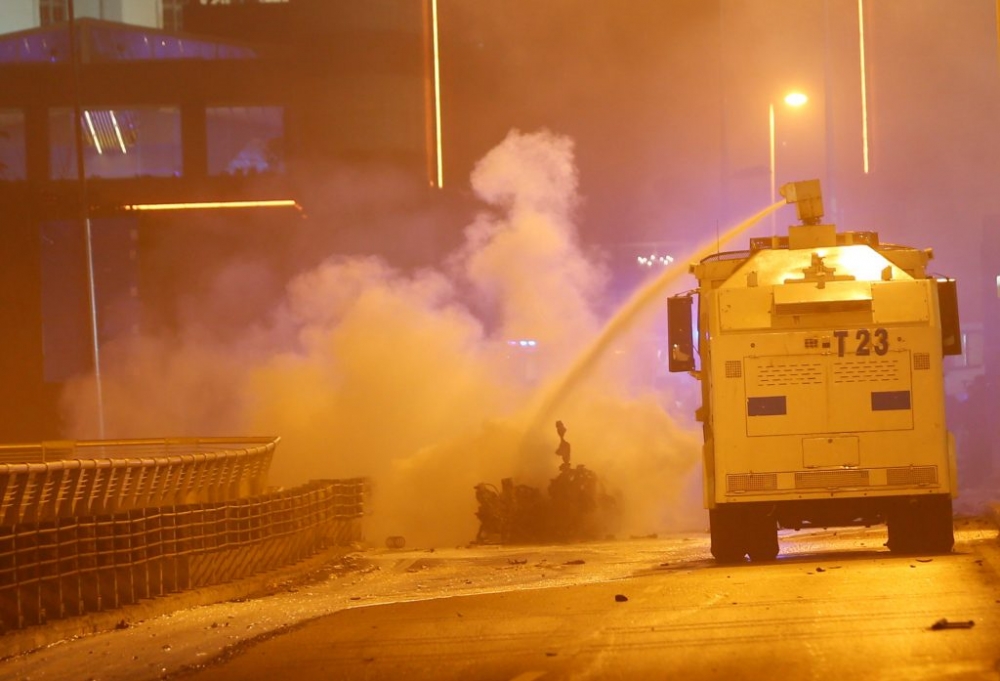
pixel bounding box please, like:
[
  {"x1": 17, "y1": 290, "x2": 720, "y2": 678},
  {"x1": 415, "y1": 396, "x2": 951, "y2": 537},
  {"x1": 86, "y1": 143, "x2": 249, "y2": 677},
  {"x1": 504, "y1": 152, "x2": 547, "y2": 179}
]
[
  {"x1": 0, "y1": 477, "x2": 368, "y2": 632},
  {"x1": 0, "y1": 437, "x2": 281, "y2": 465},
  {"x1": 0, "y1": 437, "x2": 278, "y2": 526}
]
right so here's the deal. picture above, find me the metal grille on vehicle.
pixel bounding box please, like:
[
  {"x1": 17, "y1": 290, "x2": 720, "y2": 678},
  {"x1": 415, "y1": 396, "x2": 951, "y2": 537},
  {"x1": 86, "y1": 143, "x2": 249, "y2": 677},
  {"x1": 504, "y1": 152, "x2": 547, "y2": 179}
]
[
  {"x1": 725, "y1": 360, "x2": 742, "y2": 378},
  {"x1": 795, "y1": 469, "x2": 870, "y2": 489},
  {"x1": 726, "y1": 473, "x2": 778, "y2": 493},
  {"x1": 832, "y1": 359, "x2": 899, "y2": 383},
  {"x1": 755, "y1": 362, "x2": 823, "y2": 387},
  {"x1": 886, "y1": 465, "x2": 937, "y2": 486}
]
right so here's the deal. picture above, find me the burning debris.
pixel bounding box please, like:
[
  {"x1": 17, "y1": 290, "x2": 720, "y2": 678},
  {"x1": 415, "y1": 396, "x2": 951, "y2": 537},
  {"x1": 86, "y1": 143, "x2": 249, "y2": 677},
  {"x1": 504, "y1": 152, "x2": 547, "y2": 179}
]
[{"x1": 473, "y1": 421, "x2": 621, "y2": 545}]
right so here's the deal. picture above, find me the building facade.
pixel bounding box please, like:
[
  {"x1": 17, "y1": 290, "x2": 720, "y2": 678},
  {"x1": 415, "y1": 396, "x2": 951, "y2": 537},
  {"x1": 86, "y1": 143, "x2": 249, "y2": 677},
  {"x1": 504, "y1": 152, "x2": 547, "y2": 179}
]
[{"x1": 0, "y1": 0, "x2": 440, "y2": 441}]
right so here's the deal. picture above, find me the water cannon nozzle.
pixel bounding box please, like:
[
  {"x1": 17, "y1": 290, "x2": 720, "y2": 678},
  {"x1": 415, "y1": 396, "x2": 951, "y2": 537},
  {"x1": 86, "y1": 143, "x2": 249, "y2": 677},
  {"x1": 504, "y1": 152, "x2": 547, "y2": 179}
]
[{"x1": 779, "y1": 179, "x2": 824, "y2": 225}]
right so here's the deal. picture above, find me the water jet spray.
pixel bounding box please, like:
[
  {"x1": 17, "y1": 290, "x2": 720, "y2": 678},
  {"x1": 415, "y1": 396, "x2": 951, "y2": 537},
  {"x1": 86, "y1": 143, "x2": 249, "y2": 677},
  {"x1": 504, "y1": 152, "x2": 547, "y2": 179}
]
[{"x1": 523, "y1": 198, "x2": 788, "y2": 441}]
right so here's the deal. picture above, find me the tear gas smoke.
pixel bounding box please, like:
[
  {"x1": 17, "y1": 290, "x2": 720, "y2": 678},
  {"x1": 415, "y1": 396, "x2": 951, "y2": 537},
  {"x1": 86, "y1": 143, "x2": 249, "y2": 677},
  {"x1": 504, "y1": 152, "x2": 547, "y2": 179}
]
[
  {"x1": 62, "y1": 129, "x2": 711, "y2": 547},
  {"x1": 527, "y1": 198, "x2": 785, "y2": 435}
]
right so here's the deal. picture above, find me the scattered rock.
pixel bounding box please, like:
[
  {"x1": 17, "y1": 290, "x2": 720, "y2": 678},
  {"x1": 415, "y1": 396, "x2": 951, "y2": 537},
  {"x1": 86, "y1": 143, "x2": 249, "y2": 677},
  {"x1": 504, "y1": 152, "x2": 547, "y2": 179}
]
[
  {"x1": 929, "y1": 618, "x2": 974, "y2": 630},
  {"x1": 614, "y1": 594, "x2": 628, "y2": 603}
]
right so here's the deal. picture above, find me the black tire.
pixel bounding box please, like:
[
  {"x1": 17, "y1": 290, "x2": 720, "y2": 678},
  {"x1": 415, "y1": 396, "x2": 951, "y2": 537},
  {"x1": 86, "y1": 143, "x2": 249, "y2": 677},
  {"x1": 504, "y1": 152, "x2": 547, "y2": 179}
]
[
  {"x1": 886, "y1": 505, "x2": 917, "y2": 554},
  {"x1": 746, "y1": 513, "x2": 779, "y2": 562},
  {"x1": 887, "y1": 495, "x2": 954, "y2": 554},
  {"x1": 920, "y1": 495, "x2": 955, "y2": 554},
  {"x1": 709, "y1": 507, "x2": 747, "y2": 564}
]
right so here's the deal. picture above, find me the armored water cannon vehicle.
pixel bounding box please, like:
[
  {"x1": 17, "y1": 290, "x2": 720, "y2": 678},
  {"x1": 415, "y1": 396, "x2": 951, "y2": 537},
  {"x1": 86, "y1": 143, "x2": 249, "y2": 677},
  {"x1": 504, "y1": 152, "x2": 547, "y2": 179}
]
[{"x1": 668, "y1": 179, "x2": 962, "y2": 562}]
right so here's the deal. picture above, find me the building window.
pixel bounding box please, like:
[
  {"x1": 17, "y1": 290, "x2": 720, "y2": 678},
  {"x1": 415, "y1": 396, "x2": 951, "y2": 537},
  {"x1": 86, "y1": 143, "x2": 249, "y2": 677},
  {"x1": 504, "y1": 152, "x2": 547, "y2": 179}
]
[
  {"x1": 206, "y1": 106, "x2": 285, "y2": 176},
  {"x1": 0, "y1": 109, "x2": 26, "y2": 180},
  {"x1": 49, "y1": 106, "x2": 182, "y2": 179},
  {"x1": 163, "y1": 0, "x2": 185, "y2": 31},
  {"x1": 40, "y1": 0, "x2": 70, "y2": 26}
]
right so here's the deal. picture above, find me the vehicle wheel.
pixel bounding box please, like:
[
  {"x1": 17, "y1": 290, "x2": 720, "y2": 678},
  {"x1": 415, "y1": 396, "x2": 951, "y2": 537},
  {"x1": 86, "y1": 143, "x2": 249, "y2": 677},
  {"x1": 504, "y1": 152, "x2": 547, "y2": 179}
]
[
  {"x1": 887, "y1": 502, "x2": 918, "y2": 553},
  {"x1": 918, "y1": 495, "x2": 955, "y2": 554},
  {"x1": 887, "y1": 495, "x2": 954, "y2": 554},
  {"x1": 710, "y1": 508, "x2": 746, "y2": 563},
  {"x1": 746, "y1": 513, "x2": 779, "y2": 562}
]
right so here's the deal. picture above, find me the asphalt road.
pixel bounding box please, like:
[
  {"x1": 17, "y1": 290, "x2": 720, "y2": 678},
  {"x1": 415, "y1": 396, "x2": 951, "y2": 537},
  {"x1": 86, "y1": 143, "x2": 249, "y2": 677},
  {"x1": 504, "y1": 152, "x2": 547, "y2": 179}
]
[
  {"x1": 4, "y1": 519, "x2": 999, "y2": 681},
  {"x1": 184, "y1": 520, "x2": 1000, "y2": 681}
]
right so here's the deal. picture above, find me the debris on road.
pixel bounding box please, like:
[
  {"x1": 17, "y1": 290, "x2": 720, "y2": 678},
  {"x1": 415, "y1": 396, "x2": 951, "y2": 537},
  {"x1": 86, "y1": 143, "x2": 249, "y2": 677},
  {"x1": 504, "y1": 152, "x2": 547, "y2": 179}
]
[
  {"x1": 929, "y1": 618, "x2": 975, "y2": 630},
  {"x1": 472, "y1": 421, "x2": 621, "y2": 545},
  {"x1": 614, "y1": 594, "x2": 628, "y2": 602}
]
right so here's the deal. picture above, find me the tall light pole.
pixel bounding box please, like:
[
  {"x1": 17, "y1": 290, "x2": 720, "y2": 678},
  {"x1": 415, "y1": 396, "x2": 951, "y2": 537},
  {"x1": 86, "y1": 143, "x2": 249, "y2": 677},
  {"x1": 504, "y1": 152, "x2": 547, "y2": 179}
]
[
  {"x1": 769, "y1": 91, "x2": 808, "y2": 235},
  {"x1": 69, "y1": 0, "x2": 106, "y2": 438},
  {"x1": 858, "y1": 0, "x2": 871, "y2": 175}
]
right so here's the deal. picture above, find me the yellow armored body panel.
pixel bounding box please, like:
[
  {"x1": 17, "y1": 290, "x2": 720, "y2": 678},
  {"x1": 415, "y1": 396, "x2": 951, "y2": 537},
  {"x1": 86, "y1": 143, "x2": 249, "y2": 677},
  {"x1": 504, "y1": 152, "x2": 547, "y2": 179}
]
[{"x1": 669, "y1": 180, "x2": 961, "y2": 562}]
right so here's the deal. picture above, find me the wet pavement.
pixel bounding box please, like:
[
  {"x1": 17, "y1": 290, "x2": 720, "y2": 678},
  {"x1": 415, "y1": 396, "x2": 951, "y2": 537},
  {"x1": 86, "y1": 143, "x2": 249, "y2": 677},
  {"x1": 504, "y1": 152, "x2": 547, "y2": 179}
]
[{"x1": 2, "y1": 515, "x2": 998, "y2": 681}]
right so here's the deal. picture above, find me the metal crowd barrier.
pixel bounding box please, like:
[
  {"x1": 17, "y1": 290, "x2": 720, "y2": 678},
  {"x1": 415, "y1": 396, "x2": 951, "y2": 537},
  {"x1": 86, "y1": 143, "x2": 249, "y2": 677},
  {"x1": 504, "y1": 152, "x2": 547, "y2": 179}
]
[
  {"x1": 0, "y1": 437, "x2": 279, "y2": 526},
  {"x1": 0, "y1": 478, "x2": 369, "y2": 632}
]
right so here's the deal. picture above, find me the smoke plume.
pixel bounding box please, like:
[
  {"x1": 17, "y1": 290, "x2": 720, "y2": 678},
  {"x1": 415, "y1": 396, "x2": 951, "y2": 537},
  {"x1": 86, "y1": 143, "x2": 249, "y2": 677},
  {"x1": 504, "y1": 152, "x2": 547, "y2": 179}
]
[{"x1": 61, "y1": 129, "x2": 703, "y2": 546}]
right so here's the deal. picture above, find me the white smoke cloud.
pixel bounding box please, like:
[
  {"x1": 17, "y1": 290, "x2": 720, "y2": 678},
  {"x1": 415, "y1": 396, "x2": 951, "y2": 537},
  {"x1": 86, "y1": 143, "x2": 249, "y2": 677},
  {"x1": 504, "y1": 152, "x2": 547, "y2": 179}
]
[{"x1": 61, "y1": 129, "x2": 703, "y2": 547}]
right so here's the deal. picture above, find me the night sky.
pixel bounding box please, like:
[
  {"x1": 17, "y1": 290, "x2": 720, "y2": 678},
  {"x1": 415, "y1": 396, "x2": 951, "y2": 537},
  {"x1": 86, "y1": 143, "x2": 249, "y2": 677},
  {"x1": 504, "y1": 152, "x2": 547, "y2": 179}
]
[{"x1": 440, "y1": 0, "x2": 1000, "y2": 322}]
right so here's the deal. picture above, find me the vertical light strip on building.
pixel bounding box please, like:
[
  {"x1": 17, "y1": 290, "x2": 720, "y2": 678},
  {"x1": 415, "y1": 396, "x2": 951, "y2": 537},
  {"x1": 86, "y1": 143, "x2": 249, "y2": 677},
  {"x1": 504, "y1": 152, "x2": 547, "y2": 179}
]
[
  {"x1": 431, "y1": 0, "x2": 443, "y2": 188},
  {"x1": 858, "y1": 0, "x2": 870, "y2": 174},
  {"x1": 110, "y1": 110, "x2": 127, "y2": 154},
  {"x1": 83, "y1": 110, "x2": 103, "y2": 155}
]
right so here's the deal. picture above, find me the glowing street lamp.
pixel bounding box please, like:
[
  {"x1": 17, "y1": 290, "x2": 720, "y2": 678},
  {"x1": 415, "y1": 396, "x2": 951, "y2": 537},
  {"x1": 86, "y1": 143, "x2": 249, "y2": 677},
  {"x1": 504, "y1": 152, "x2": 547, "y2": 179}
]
[
  {"x1": 769, "y1": 91, "x2": 808, "y2": 234},
  {"x1": 784, "y1": 92, "x2": 808, "y2": 107}
]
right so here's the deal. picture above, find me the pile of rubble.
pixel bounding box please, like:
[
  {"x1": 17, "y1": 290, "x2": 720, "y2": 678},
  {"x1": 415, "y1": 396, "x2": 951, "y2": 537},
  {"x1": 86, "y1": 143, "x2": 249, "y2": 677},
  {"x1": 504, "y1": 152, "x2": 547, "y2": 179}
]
[{"x1": 473, "y1": 421, "x2": 621, "y2": 545}]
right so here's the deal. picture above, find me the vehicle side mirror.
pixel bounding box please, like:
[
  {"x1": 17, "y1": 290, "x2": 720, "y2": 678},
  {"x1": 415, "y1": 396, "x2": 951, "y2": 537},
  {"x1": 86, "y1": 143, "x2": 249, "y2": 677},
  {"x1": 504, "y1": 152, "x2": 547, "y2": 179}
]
[
  {"x1": 935, "y1": 278, "x2": 962, "y2": 356},
  {"x1": 667, "y1": 295, "x2": 695, "y2": 372}
]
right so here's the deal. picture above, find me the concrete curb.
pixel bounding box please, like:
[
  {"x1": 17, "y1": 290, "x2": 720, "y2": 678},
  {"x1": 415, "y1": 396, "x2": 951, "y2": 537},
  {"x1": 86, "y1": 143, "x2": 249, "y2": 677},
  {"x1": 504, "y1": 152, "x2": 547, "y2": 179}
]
[{"x1": 0, "y1": 544, "x2": 353, "y2": 662}]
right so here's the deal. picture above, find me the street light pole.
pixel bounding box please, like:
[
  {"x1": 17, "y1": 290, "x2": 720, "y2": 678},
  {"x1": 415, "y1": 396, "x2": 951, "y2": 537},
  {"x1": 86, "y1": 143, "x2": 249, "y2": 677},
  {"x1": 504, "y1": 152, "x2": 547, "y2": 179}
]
[
  {"x1": 768, "y1": 102, "x2": 776, "y2": 235},
  {"x1": 769, "y1": 92, "x2": 808, "y2": 236},
  {"x1": 68, "y1": 0, "x2": 106, "y2": 438},
  {"x1": 767, "y1": 102, "x2": 777, "y2": 237}
]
